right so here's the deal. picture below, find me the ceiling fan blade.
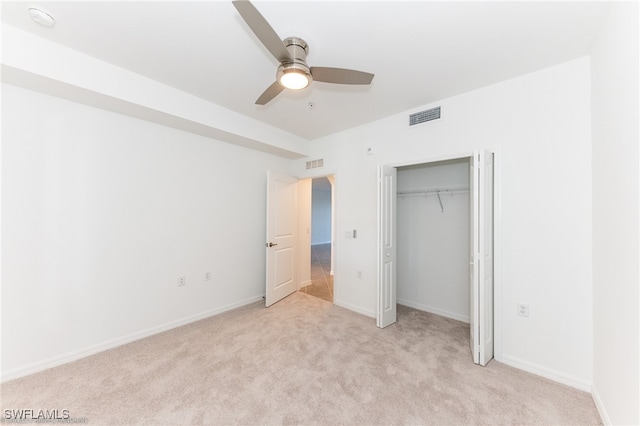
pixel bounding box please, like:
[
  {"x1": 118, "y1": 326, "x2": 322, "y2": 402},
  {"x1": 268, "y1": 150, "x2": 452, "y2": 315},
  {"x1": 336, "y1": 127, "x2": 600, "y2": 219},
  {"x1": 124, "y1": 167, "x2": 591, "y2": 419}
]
[
  {"x1": 232, "y1": 0, "x2": 291, "y2": 63},
  {"x1": 256, "y1": 81, "x2": 285, "y2": 105},
  {"x1": 310, "y1": 67, "x2": 375, "y2": 85}
]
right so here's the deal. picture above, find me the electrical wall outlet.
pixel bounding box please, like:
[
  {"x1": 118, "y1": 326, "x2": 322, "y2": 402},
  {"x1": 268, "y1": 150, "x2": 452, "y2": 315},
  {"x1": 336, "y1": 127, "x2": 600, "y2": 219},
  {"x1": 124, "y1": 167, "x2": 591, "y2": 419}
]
[
  {"x1": 517, "y1": 303, "x2": 529, "y2": 317},
  {"x1": 204, "y1": 272, "x2": 211, "y2": 281},
  {"x1": 178, "y1": 276, "x2": 186, "y2": 287}
]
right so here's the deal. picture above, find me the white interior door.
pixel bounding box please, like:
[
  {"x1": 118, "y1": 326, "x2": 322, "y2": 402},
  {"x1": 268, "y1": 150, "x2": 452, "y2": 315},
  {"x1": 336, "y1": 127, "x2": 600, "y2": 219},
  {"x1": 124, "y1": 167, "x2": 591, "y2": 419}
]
[
  {"x1": 377, "y1": 165, "x2": 397, "y2": 328},
  {"x1": 470, "y1": 151, "x2": 494, "y2": 366},
  {"x1": 265, "y1": 171, "x2": 298, "y2": 307}
]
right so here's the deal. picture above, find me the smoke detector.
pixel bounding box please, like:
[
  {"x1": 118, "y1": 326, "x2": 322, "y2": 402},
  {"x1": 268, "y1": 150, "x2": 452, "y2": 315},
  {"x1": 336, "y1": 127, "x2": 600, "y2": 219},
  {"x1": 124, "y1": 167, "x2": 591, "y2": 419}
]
[{"x1": 29, "y1": 7, "x2": 55, "y2": 28}]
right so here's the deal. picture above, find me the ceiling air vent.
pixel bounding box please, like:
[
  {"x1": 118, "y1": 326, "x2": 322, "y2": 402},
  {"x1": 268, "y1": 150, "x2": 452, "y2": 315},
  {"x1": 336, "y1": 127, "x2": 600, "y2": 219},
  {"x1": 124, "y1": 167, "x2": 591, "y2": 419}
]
[
  {"x1": 409, "y1": 106, "x2": 441, "y2": 126},
  {"x1": 305, "y1": 158, "x2": 324, "y2": 170}
]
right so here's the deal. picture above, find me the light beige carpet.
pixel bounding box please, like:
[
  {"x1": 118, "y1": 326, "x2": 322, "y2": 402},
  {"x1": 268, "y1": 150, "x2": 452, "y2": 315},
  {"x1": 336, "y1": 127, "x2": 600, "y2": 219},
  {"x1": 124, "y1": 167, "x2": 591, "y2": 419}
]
[{"x1": 1, "y1": 291, "x2": 600, "y2": 425}]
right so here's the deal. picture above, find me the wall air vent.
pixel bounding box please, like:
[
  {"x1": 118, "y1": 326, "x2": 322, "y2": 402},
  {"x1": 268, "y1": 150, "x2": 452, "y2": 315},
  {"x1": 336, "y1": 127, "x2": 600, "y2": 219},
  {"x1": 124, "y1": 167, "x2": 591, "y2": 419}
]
[
  {"x1": 409, "y1": 106, "x2": 441, "y2": 126},
  {"x1": 305, "y1": 158, "x2": 324, "y2": 170}
]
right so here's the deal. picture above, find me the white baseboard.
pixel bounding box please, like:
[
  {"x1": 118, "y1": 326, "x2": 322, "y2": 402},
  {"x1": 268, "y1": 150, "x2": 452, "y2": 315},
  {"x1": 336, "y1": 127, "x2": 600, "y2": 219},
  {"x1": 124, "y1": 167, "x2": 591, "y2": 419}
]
[
  {"x1": 299, "y1": 280, "x2": 312, "y2": 288},
  {"x1": 500, "y1": 354, "x2": 591, "y2": 392},
  {"x1": 1, "y1": 295, "x2": 264, "y2": 383},
  {"x1": 334, "y1": 299, "x2": 376, "y2": 319},
  {"x1": 591, "y1": 384, "x2": 611, "y2": 425},
  {"x1": 397, "y1": 298, "x2": 470, "y2": 323}
]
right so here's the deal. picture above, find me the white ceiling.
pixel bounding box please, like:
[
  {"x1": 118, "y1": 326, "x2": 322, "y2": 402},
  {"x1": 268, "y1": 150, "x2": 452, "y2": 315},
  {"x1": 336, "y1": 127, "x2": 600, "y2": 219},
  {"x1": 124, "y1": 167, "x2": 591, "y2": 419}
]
[{"x1": 2, "y1": 1, "x2": 610, "y2": 141}]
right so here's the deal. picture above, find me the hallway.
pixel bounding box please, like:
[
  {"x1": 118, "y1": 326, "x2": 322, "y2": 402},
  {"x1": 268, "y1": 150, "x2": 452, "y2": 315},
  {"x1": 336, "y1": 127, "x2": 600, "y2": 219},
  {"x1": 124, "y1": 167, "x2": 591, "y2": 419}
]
[{"x1": 299, "y1": 243, "x2": 333, "y2": 302}]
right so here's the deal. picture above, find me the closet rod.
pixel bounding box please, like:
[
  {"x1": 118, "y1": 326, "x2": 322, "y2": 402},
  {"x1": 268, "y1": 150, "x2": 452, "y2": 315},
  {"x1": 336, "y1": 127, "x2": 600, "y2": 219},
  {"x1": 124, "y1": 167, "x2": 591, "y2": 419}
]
[{"x1": 397, "y1": 186, "x2": 469, "y2": 196}]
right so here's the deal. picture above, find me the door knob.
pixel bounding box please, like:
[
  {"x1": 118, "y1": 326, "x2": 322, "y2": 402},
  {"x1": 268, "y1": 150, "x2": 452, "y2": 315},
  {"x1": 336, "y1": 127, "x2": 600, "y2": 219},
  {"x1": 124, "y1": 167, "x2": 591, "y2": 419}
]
[{"x1": 266, "y1": 242, "x2": 278, "y2": 247}]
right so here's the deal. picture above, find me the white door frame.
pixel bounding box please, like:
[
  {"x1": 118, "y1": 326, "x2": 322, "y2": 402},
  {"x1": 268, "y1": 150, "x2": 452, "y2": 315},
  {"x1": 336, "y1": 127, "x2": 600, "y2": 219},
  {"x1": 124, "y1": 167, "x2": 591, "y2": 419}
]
[{"x1": 377, "y1": 151, "x2": 502, "y2": 362}]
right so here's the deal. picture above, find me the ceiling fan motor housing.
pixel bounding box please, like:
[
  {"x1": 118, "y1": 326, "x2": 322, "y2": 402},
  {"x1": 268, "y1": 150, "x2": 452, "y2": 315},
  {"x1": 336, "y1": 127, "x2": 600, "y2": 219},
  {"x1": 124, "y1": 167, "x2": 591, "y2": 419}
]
[{"x1": 284, "y1": 37, "x2": 309, "y2": 59}]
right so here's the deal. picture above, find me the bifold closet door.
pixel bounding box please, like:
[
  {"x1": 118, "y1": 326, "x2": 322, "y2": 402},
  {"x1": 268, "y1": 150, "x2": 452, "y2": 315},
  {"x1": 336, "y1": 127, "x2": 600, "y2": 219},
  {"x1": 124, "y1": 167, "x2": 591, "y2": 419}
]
[
  {"x1": 377, "y1": 164, "x2": 397, "y2": 328},
  {"x1": 469, "y1": 151, "x2": 494, "y2": 366}
]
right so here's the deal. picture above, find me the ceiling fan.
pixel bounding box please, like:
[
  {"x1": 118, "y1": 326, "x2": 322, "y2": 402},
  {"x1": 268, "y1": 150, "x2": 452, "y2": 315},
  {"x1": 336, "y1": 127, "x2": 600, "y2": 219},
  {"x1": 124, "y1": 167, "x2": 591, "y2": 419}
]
[{"x1": 232, "y1": 0, "x2": 375, "y2": 105}]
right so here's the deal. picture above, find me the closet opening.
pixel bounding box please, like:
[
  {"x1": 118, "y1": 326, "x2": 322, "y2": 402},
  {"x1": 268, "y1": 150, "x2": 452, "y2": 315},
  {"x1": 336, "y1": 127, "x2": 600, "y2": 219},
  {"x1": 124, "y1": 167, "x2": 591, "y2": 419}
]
[
  {"x1": 377, "y1": 151, "x2": 495, "y2": 366},
  {"x1": 397, "y1": 158, "x2": 470, "y2": 323}
]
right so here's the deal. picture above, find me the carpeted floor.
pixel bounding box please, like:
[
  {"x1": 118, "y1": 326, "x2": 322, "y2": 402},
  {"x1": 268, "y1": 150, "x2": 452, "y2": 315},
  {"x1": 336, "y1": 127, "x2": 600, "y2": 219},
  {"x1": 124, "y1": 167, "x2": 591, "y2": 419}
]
[{"x1": 0, "y1": 292, "x2": 601, "y2": 425}]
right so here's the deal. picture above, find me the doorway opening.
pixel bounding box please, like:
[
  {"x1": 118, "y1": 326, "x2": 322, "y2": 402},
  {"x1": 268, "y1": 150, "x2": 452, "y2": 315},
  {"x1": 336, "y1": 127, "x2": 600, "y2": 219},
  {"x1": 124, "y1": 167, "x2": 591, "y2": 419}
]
[{"x1": 299, "y1": 175, "x2": 334, "y2": 302}]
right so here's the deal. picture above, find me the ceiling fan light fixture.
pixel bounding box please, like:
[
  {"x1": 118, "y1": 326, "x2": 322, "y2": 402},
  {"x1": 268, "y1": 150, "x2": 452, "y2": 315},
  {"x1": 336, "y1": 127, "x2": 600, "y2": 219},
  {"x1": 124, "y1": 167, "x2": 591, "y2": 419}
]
[
  {"x1": 280, "y1": 70, "x2": 309, "y2": 90},
  {"x1": 277, "y1": 63, "x2": 312, "y2": 90}
]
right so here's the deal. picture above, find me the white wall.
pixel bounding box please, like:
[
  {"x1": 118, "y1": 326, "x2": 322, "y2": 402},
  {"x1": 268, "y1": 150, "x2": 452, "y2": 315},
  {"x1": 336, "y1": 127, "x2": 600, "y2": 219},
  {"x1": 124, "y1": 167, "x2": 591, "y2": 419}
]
[
  {"x1": 311, "y1": 179, "x2": 332, "y2": 245},
  {"x1": 296, "y1": 57, "x2": 593, "y2": 390},
  {"x1": 591, "y1": 2, "x2": 640, "y2": 424},
  {"x1": 1, "y1": 84, "x2": 293, "y2": 380},
  {"x1": 397, "y1": 159, "x2": 470, "y2": 322}
]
